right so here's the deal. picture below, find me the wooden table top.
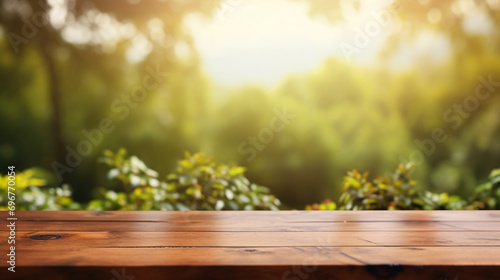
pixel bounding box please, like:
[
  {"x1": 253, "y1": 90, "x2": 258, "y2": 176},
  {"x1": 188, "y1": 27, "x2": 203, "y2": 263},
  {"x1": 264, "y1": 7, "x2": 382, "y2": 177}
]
[{"x1": 2, "y1": 211, "x2": 500, "y2": 279}]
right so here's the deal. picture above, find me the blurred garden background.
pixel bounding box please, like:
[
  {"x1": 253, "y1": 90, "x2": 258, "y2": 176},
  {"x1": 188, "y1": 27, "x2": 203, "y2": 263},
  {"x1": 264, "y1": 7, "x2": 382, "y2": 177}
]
[{"x1": 0, "y1": 0, "x2": 499, "y2": 210}]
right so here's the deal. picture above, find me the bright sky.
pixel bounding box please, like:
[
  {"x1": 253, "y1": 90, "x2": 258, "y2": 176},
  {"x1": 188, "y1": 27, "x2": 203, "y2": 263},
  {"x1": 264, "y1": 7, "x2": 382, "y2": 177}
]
[
  {"x1": 52, "y1": 0, "x2": 490, "y2": 87},
  {"x1": 184, "y1": 0, "x2": 432, "y2": 88},
  {"x1": 185, "y1": 0, "x2": 378, "y2": 87}
]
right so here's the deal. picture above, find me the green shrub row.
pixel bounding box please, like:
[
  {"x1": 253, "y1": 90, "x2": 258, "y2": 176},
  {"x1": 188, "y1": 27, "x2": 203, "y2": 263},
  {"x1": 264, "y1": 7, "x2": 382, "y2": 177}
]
[
  {"x1": 1, "y1": 149, "x2": 280, "y2": 211},
  {"x1": 306, "y1": 163, "x2": 500, "y2": 210},
  {"x1": 1, "y1": 149, "x2": 499, "y2": 211}
]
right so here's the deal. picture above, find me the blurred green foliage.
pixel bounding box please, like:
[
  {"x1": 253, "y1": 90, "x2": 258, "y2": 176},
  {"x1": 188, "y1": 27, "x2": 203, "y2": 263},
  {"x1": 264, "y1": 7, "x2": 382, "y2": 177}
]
[
  {"x1": 307, "y1": 165, "x2": 500, "y2": 211},
  {"x1": 305, "y1": 198, "x2": 337, "y2": 211},
  {"x1": 2, "y1": 151, "x2": 499, "y2": 211},
  {"x1": 0, "y1": 1, "x2": 500, "y2": 208},
  {"x1": 338, "y1": 163, "x2": 423, "y2": 210},
  {"x1": 0, "y1": 169, "x2": 80, "y2": 210},
  {"x1": 86, "y1": 149, "x2": 281, "y2": 210},
  {"x1": 469, "y1": 168, "x2": 500, "y2": 210}
]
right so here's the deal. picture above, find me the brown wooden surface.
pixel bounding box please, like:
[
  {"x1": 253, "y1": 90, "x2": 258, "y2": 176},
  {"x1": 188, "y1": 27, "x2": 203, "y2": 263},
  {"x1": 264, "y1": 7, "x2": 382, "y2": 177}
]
[{"x1": 2, "y1": 211, "x2": 500, "y2": 279}]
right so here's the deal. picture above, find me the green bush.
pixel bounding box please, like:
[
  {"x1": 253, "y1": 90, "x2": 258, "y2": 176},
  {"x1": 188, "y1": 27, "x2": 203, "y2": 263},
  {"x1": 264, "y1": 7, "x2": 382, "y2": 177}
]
[
  {"x1": 336, "y1": 163, "x2": 425, "y2": 210},
  {"x1": 86, "y1": 149, "x2": 281, "y2": 210},
  {"x1": 307, "y1": 164, "x2": 497, "y2": 211},
  {"x1": 468, "y1": 168, "x2": 500, "y2": 210},
  {"x1": 0, "y1": 169, "x2": 80, "y2": 210},
  {"x1": 419, "y1": 191, "x2": 468, "y2": 210},
  {"x1": 1, "y1": 149, "x2": 498, "y2": 211}
]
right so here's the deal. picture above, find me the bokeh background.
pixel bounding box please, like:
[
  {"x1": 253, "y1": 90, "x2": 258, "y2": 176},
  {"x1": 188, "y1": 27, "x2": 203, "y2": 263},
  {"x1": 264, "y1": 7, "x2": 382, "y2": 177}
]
[{"x1": 1, "y1": 0, "x2": 499, "y2": 209}]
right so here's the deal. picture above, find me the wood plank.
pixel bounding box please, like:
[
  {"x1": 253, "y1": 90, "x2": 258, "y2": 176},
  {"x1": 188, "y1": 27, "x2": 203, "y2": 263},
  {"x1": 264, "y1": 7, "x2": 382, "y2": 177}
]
[
  {"x1": 7, "y1": 247, "x2": 500, "y2": 266},
  {"x1": 2, "y1": 210, "x2": 500, "y2": 278},
  {"x1": 11, "y1": 210, "x2": 500, "y2": 222},
  {"x1": 3, "y1": 220, "x2": 499, "y2": 232},
  {"x1": 2, "y1": 230, "x2": 500, "y2": 249}
]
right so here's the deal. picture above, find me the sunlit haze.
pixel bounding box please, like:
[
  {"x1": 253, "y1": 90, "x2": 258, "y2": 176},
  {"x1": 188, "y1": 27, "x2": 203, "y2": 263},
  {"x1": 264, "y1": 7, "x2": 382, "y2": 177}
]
[{"x1": 186, "y1": 0, "x2": 448, "y2": 87}]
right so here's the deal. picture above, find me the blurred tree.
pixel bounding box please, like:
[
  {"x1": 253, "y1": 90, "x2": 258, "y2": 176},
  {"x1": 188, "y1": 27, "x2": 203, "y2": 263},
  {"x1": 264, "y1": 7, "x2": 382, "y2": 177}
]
[
  {"x1": 0, "y1": 0, "x2": 219, "y2": 199},
  {"x1": 1, "y1": 0, "x2": 499, "y2": 206}
]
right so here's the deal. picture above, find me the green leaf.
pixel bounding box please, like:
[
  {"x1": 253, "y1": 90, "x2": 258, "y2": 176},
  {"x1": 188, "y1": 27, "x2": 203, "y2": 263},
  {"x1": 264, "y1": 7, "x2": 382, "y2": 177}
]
[
  {"x1": 215, "y1": 200, "x2": 224, "y2": 210},
  {"x1": 225, "y1": 189, "x2": 234, "y2": 200}
]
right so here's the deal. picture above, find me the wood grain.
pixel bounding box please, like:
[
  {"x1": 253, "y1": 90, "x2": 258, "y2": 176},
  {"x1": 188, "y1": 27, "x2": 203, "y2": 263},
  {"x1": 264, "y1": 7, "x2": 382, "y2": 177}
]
[
  {"x1": 5, "y1": 220, "x2": 500, "y2": 232},
  {"x1": 12, "y1": 210, "x2": 500, "y2": 222},
  {"x1": 1, "y1": 211, "x2": 500, "y2": 279},
  {"x1": 3, "y1": 231, "x2": 500, "y2": 248},
  {"x1": 7, "y1": 247, "x2": 500, "y2": 266}
]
